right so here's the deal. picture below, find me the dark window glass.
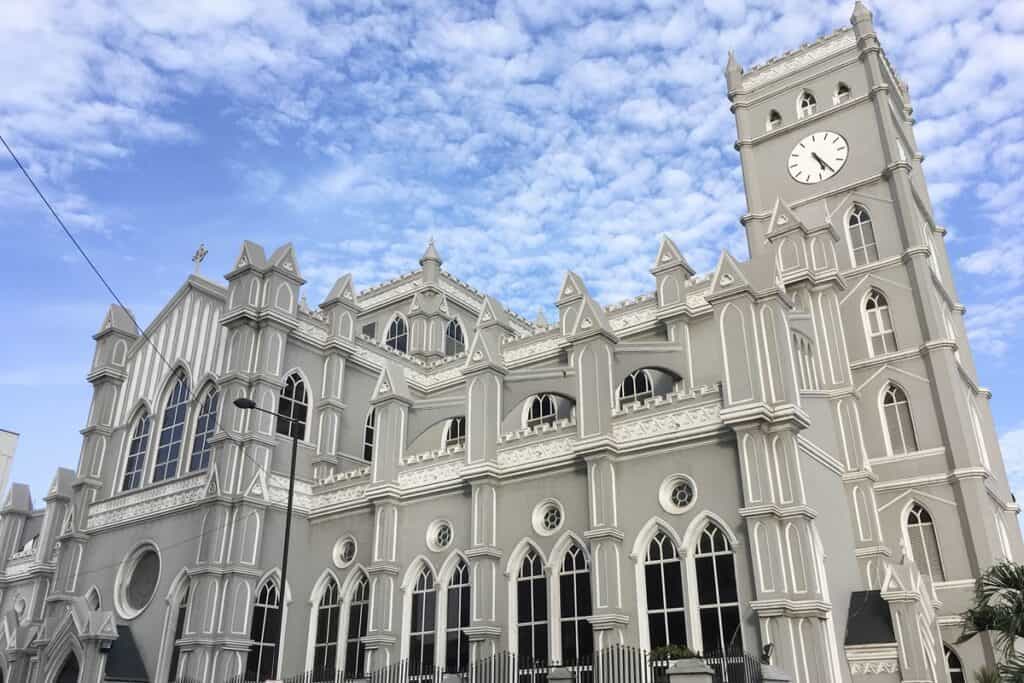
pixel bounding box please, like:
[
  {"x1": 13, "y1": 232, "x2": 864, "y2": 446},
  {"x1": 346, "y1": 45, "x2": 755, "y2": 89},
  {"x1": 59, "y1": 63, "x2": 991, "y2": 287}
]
[
  {"x1": 276, "y1": 373, "x2": 308, "y2": 439},
  {"x1": 361, "y1": 322, "x2": 376, "y2": 339},
  {"x1": 246, "y1": 580, "x2": 281, "y2": 681},
  {"x1": 444, "y1": 561, "x2": 470, "y2": 673},
  {"x1": 694, "y1": 524, "x2": 743, "y2": 655},
  {"x1": 445, "y1": 319, "x2": 465, "y2": 356},
  {"x1": 188, "y1": 389, "x2": 219, "y2": 471},
  {"x1": 344, "y1": 576, "x2": 370, "y2": 677},
  {"x1": 385, "y1": 316, "x2": 408, "y2": 353},
  {"x1": 313, "y1": 579, "x2": 340, "y2": 673},
  {"x1": 154, "y1": 374, "x2": 190, "y2": 482},
  {"x1": 363, "y1": 409, "x2": 376, "y2": 461},
  {"x1": 123, "y1": 414, "x2": 152, "y2": 490},
  {"x1": 559, "y1": 544, "x2": 593, "y2": 663},
  {"x1": 167, "y1": 584, "x2": 190, "y2": 682},
  {"x1": 645, "y1": 532, "x2": 687, "y2": 649},
  {"x1": 127, "y1": 549, "x2": 160, "y2": 610},
  {"x1": 444, "y1": 417, "x2": 466, "y2": 449},
  {"x1": 517, "y1": 550, "x2": 548, "y2": 664},
  {"x1": 409, "y1": 567, "x2": 437, "y2": 677}
]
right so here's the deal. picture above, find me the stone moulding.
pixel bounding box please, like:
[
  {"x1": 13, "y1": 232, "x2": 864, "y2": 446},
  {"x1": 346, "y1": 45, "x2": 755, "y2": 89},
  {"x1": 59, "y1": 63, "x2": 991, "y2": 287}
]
[
  {"x1": 742, "y1": 30, "x2": 856, "y2": 90},
  {"x1": 87, "y1": 475, "x2": 207, "y2": 530},
  {"x1": 612, "y1": 402, "x2": 721, "y2": 444},
  {"x1": 397, "y1": 461, "x2": 464, "y2": 489},
  {"x1": 497, "y1": 436, "x2": 574, "y2": 469},
  {"x1": 503, "y1": 336, "x2": 562, "y2": 365}
]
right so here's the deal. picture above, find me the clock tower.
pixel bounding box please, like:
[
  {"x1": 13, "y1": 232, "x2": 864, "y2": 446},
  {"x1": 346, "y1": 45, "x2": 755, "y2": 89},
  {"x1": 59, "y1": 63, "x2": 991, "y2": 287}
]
[{"x1": 726, "y1": 1, "x2": 1018, "y2": 676}]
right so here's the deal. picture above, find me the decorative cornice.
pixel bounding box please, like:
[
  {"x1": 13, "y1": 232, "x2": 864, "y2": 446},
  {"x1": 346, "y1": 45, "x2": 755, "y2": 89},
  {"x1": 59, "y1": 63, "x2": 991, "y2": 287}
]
[{"x1": 741, "y1": 29, "x2": 856, "y2": 90}]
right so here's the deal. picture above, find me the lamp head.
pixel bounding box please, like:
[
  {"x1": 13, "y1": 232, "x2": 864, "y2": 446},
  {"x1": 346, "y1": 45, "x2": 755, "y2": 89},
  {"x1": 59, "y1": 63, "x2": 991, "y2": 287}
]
[{"x1": 233, "y1": 397, "x2": 257, "y2": 410}]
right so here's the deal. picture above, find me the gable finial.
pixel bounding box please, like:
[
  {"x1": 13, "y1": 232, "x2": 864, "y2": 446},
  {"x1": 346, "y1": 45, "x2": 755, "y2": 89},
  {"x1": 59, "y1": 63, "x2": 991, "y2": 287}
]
[{"x1": 192, "y1": 243, "x2": 208, "y2": 274}]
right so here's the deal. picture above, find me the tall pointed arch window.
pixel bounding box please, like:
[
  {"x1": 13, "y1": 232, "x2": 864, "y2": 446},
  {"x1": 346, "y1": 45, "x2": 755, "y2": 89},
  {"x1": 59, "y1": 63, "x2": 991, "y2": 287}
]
[
  {"x1": 798, "y1": 91, "x2": 817, "y2": 118},
  {"x1": 695, "y1": 524, "x2": 742, "y2": 655},
  {"x1": 167, "y1": 580, "x2": 190, "y2": 682},
  {"x1": 153, "y1": 373, "x2": 189, "y2": 482},
  {"x1": 645, "y1": 532, "x2": 687, "y2": 649},
  {"x1": 277, "y1": 373, "x2": 308, "y2": 439},
  {"x1": 848, "y1": 205, "x2": 879, "y2": 266},
  {"x1": 122, "y1": 413, "x2": 152, "y2": 491},
  {"x1": 246, "y1": 578, "x2": 282, "y2": 681},
  {"x1": 883, "y1": 384, "x2": 918, "y2": 456},
  {"x1": 526, "y1": 394, "x2": 557, "y2": 429},
  {"x1": 865, "y1": 290, "x2": 897, "y2": 355},
  {"x1": 362, "y1": 409, "x2": 376, "y2": 462},
  {"x1": 944, "y1": 645, "x2": 965, "y2": 683},
  {"x1": 444, "y1": 417, "x2": 466, "y2": 449},
  {"x1": 445, "y1": 319, "x2": 465, "y2": 356},
  {"x1": 409, "y1": 566, "x2": 437, "y2": 679},
  {"x1": 345, "y1": 575, "x2": 370, "y2": 678},
  {"x1": 445, "y1": 560, "x2": 471, "y2": 674},
  {"x1": 559, "y1": 544, "x2": 593, "y2": 664},
  {"x1": 618, "y1": 369, "x2": 654, "y2": 407},
  {"x1": 385, "y1": 315, "x2": 408, "y2": 353},
  {"x1": 517, "y1": 550, "x2": 549, "y2": 665},
  {"x1": 188, "y1": 388, "x2": 219, "y2": 472},
  {"x1": 767, "y1": 109, "x2": 782, "y2": 132},
  {"x1": 907, "y1": 504, "x2": 945, "y2": 583},
  {"x1": 313, "y1": 578, "x2": 340, "y2": 673}
]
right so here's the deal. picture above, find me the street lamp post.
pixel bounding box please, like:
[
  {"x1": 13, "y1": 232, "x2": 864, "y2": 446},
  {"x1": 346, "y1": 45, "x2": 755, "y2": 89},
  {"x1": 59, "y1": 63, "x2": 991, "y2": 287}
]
[{"x1": 233, "y1": 397, "x2": 299, "y2": 683}]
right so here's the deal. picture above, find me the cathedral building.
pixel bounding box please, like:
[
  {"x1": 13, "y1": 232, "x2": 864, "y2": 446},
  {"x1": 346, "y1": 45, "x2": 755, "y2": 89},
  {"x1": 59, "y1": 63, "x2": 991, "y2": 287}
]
[{"x1": 0, "y1": 4, "x2": 1019, "y2": 682}]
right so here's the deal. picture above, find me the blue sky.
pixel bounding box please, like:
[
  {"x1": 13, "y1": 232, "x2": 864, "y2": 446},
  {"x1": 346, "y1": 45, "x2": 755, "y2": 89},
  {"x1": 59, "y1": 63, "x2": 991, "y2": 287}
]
[{"x1": 1, "y1": 0, "x2": 1023, "y2": 517}]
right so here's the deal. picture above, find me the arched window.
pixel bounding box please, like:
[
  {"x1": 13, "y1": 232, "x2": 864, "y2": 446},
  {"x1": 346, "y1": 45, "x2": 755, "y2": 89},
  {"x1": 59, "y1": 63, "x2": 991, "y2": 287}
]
[
  {"x1": 445, "y1": 560, "x2": 471, "y2": 674},
  {"x1": 167, "y1": 581, "x2": 191, "y2": 682},
  {"x1": 345, "y1": 575, "x2": 370, "y2": 678},
  {"x1": 559, "y1": 544, "x2": 593, "y2": 664},
  {"x1": 848, "y1": 205, "x2": 878, "y2": 266},
  {"x1": 767, "y1": 109, "x2": 782, "y2": 131},
  {"x1": 188, "y1": 389, "x2": 219, "y2": 472},
  {"x1": 517, "y1": 550, "x2": 549, "y2": 664},
  {"x1": 277, "y1": 373, "x2": 308, "y2": 439},
  {"x1": 835, "y1": 82, "x2": 851, "y2": 104},
  {"x1": 883, "y1": 384, "x2": 918, "y2": 456},
  {"x1": 944, "y1": 645, "x2": 965, "y2": 683},
  {"x1": 362, "y1": 409, "x2": 376, "y2": 462},
  {"x1": 618, "y1": 369, "x2": 654, "y2": 407},
  {"x1": 695, "y1": 524, "x2": 742, "y2": 655},
  {"x1": 444, "y1": 417, "x2": 466, "y2": 449},
  {"x1": 246, "y1": 578, "x2": 282, "y2": 681},
  {"x1": 526, "y1": 394, "x2": 558, "y2": 428},
  {"x1": 56, "y1": 654, "x2": 80, "y2": 683},
  {"x1": 154, "y1": 373, "x2": 189, "y2": 482},
  {"x1": 123, "y1": 413, "x2": 153, "y2": 491},
  {"x1": 385, "y1": 316, "x2": 408, "y2": 353},
  {"x1": 645, "y1": 532, "x2": 687, "y2": 650},
  {"x1": 313, "y1": 578, "x2": 340, "y2": 673},
  {"x1": 409, "y1": 566, "x2": 437, "y2": 678},
  {"x1": 865, "y1": 290, "x2": 897, "y2": 355},
  {"x1": 906, "y1": 504, "x2": 945, "y2": 582},
  {"x1": 792, "y1": 333, "x2": 819, "y2": 391},
  {"x1": 445, "y1": 320, "x2": 465, "y2": 356},
  {"x1": 798, "y1": 91, "x2": 817, "y2": 118}
]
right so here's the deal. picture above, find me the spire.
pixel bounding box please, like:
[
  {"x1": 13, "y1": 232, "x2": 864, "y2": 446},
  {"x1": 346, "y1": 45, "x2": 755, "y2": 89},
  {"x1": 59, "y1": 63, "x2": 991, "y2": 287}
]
[
  {"x1": 420, "y1": 239, "x2": 442, "y2": 265},
  {"x1": 96, "y1": 304, "x2": 137, "y2": 337},
  {"x1": 420, "y1": 239, "x2": 442, "y2": 284},
  {"x1": 725, "y1": 50, "x2": 743, "y2": 91},
  {"x1": 650, "y1": 235, "x2": 695, "y2": 277},
  {"x1": 850, "y1": 1, "x2": 874, "y2": 37}
]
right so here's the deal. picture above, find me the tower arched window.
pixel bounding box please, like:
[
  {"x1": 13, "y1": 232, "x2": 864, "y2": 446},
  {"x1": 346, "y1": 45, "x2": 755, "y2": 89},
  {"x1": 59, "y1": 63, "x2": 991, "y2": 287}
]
[
  {"x1": 883, "y1": 384, "x2": 918, "y2": 456},
  {"x1": 385, "y1": 315, "x2": 408, "y2": 353},
  {"x1": 695, "y1": 524, "x2": 742, "y2": 655},
  {"x1": 167, "y1": 581, "x2": 191, "y2": 682},
  {"x1": 122, "y1": 412, "x2": 153, "y2": 491},
  {"x1": 618, "y1": 369, "x2": 654, "y2": 407},
  {"x1": 906, "y1": 504, "x2": 945, "y2": 583},
  {"x1": 517, "y1": 550, "x2": 549, "y2": 665},
  {"x1": 559, "y1": 544, "x2": 593, "y2": 664},
  {"x1": 848, "y1": 205, "x2": 879, "y2": 266},
  {"x1": 277, "y1": 373, "x2": 308, "y2": 440},
  {"x1": 645, "y1": 532, "x2": 687, "y2": 650},
  {"x1": 345, "y1": 575, "x2": 370, "y2": 678},
  {"x1": 188, "y1": 388, "x2": 219, "y2": 472},
  {"x1": 445, "y1": 319, "x2": 465, "y2": 356},
  {"x1": 153, "y1": 373, "x2": 189, "y2": 482},
  {"x1": 835, "y1": 82, "x2": 851, "y2": 104},
  {"x1": 798, "y1": 91, "x2": 817, "y2": 118},
  {"x1": 362, "y1": 409, "x2": 376, "y2": 462},
  {"x1": 313, "y1": 578, "x2": 340, "y2": 674},
  {"x1": 409, "y1": 566, "x2": 437, "y2": 679},
  {"x1": 944, "y1": 645, "x2": 965, "y2": 683},
  {"x1": 445, "y1": 560, "x2": 471, "y2": 674},
  {"x1": 767, "y1": 109, "x2": 782, "y2": 131},
  {"x1": 246, "y1": 578, "x2": 282, "y2": 681},
  {"x1": 526, "y1": 394, "x2": 558, "y2": 428},
  {"x1": 864, "y1": 290, "x2": 897, "y2": 355},
  {"x1": 444, "y1": 417, "x2": 466, "y2": 449}
]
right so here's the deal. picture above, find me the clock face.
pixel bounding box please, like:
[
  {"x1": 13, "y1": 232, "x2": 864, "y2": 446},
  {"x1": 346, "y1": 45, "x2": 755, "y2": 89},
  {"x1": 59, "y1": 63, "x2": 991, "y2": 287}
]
[{"x1": 788, "y1": 131, "x2": 849, "y2": 184}]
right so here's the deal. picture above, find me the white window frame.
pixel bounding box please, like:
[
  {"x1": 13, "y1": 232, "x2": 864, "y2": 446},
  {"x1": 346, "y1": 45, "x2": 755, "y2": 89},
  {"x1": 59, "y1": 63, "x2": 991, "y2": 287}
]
[
  {"x1": 797, "y1": 91, "x2": 817, "y2": 119},
  {"x1": 384, "y1": 314, "x2": 409, "y2": 353},
  {"x1": 903, "y1": 502, "x2": 945, "y2": 584},
  {"x1": 847, "y1": 205, "x2": 879, "y2": 267},
  {"x1": 863, "y1": 290, "x2": 898, "y2": 357},
  {"x1": 880, "y1": 383, "x2": 918, "y2": 457}
]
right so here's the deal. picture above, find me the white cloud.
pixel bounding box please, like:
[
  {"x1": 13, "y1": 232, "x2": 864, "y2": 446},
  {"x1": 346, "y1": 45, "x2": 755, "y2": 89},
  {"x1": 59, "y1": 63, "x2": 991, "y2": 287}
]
[
  {"x1": 999, "y1": 424, "x2": 1024, "y2": 498},
  {"x1": 964, "y1": 295, "x2": 1024, "y2": 356}
]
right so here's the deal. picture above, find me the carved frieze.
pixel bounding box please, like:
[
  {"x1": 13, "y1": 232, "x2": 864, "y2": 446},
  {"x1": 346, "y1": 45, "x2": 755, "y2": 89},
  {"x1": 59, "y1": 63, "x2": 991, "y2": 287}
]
[
  {"x1": 497, "y1": 437, "x2": 573, "y2": 469},
  {"x1": 612, "y1": 403, "x2": 721, "y2": 443}
]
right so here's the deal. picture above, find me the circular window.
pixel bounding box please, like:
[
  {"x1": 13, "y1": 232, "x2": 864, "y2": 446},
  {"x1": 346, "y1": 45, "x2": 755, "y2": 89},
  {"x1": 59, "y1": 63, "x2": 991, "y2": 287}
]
[
  {"x1": 426, "y1": 520, "x2": 454, "y2": 552},
  {"x1": 115, "y1": 544, "x2": 161, "y2": 619},
  {"x1": 333, "y1": 536, "x2": 358, "y2": 569},
  {"x1": 659, "y1": 474, "x2": 698, "y2": 515},
  {"x1": 532, "y1": 499, "x2": 565, "y2": 536}
]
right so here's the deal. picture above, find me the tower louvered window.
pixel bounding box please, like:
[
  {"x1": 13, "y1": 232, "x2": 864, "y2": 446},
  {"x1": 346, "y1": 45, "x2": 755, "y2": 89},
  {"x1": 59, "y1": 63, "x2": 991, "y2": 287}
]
[
  {"x1": 767, "y1": 110, "x2": 782, "y2": 131},
  {"x1": 883, "y1": 384, "x2": 918, "y2": 456},
  {"x1": 865, "y1": 290, "x2": 897, "y2": 355},
  {"x1": 277, "y1": 373, "x2": 308, "y2": 439},
  {"x1": 189, "y1": 389, "x2": 219, "y2": 472},
  {"x1": 907, "y1": 504, "x2": 945, "y2": 583},
  {"x1": 645, "y1": 532, "x2": 686, "y2": 649},
  {"x1": 313, "y1": 578, "x2": 340, "y2": 673},
  {"x1": 848, "y1": 205, "x2": 879, "y2": 266},
  {"x1": 123, "y1": 413, "x2": 152, "y2": 491},
  {"x1": 409, "y1": 566, "x2": 437, "y2": 679},
  {"x1": 559, "y1": 544, "x2": 593, "y2": 664},
  {"x1": 695, "y1": 524, "x2": 742, "y2": 655},
  {"x1": 345, "y1": 575, "x2": 370, "y2": 678},
  {"x1": 445, "y1": 560, "x2": 471, "y2": 674},
  {"x1": 153, "y1": 373, "x2": 189, "y2": 482},
  {"x1": 835, "y1": 82, "x2": 851, "y2": 104},
  {"x1": 445, "y1": 319, "x2": 465, "y2": 356},
  {"x1": 517, "y1": 550, "x2": 549, "y2": 665}
]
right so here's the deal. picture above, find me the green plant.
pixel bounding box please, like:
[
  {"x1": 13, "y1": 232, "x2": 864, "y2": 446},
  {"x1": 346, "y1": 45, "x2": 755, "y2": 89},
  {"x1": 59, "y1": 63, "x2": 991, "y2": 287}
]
[
  {"x1": 651, "y1": 644, "x2": 698, "y2": 660},
  {"x1": 958, "y1": 561, "x2": 1024, "y2": 681}
]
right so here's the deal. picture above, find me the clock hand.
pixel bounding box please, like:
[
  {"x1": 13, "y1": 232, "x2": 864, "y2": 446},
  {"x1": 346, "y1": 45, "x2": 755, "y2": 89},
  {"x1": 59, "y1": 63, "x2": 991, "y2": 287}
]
[{"x1": 811, "y1": 151, "x2": 835, "y2": 173}]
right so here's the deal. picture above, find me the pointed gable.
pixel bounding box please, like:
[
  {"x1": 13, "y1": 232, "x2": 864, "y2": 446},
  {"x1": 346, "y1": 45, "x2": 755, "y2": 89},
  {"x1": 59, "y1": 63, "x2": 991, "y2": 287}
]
[
  {"x1": 463, "y1": 329, "x2": 504, "y2": 373},
  {"x1": 707, "y1": 250, "x2": 752, "y2": 298},
  {"x1": 570, "y1": 292, "x2": 615, "y2": 339},
  {"x1": 371, "y1": 363, "x2": 412, "y2": 404},
  {"x1": 650, "y1": 235, "x2": 695, "y2": 277},
  {"x1": 45, "y1": 468, "x2": 75, "y2": 501},
  {"x1": 96, "y1": 304, "x2": 138, "y2": 338},
  {"x1": 766, "y1": 197, "x2": 806, "y2": 239},
  {"x1": 557, "y1": 271, "x2": 587, "y2": 305},
  {"x1": 233, "y1": 240, "x2": 267, "y2": 272},
  {"x1": 477, "y1": 295, "x2": 510, "y2": 328},
  {"x1": 3, "y1": 483, "x2": 32, "y2": 513},
  {"x1": 269, "y1": 242, "x2": 304, "y2": 281},
  {"x1": 322, "y1": 274, "x2": 357, "y2": 307}
]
